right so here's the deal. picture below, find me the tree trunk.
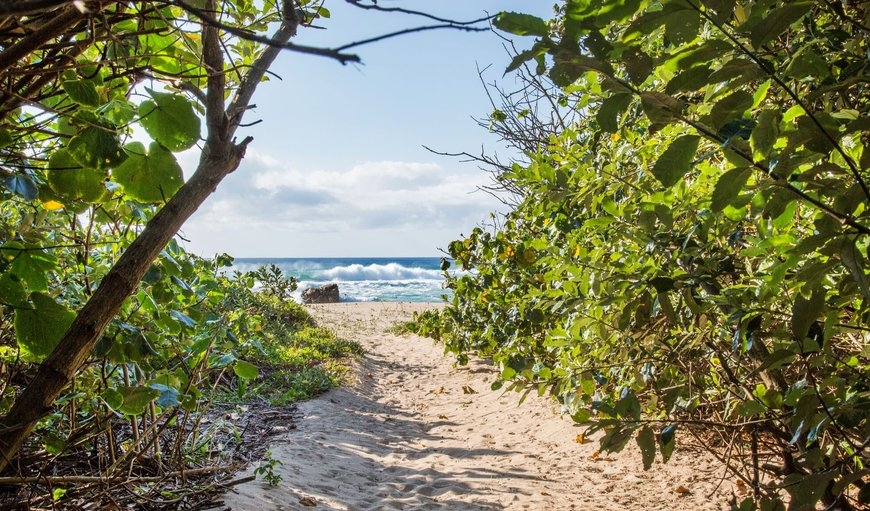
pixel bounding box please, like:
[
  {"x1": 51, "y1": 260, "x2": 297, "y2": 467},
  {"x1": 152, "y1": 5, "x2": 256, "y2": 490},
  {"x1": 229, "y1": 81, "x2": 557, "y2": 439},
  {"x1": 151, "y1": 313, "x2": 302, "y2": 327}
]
[
  {"x1": 0, "y1": 4, "x2": 298, "y2": 471},
  {"x1": 0, "y1": 145, "x2": 246, "y2": 471}
]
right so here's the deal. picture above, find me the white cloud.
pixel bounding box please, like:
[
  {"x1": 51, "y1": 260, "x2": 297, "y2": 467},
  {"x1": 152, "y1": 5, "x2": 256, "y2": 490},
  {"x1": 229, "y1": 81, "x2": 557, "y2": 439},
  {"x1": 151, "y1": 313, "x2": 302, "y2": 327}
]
[{"x1": 180, "y1": 148, "x2": 503, "y2": 256}]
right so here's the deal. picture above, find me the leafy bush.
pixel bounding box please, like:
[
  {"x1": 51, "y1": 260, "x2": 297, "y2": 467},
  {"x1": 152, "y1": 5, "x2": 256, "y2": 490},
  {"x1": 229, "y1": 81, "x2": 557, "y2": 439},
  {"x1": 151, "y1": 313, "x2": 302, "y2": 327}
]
[{"x1": 429, "y1": 2, "x2": 870, "y2": 510}]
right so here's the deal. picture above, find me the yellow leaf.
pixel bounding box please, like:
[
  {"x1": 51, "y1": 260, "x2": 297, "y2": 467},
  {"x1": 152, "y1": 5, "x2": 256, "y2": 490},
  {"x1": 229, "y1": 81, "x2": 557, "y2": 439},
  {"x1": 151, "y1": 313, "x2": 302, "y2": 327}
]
[
  {"x1": 575, "y1": 434, "x2": 589, "y2": 444},
  {"x1": 42, "y1": 200, "x2": 64, "y2": 211}
]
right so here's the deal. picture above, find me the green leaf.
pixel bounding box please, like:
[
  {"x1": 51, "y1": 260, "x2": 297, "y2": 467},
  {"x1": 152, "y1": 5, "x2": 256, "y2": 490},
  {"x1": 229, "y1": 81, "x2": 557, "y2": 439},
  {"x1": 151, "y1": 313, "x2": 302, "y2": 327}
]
[
  {"x1": 139, "y1": 90, "x2": 201, "y2": 151},
  {"x1": 840, "y1": 238, "x2": 870, "y2": 301},
  {"x1": 95, "y1": 99, "x2": 136, "y2": 126},
  {"x1": 549, "y1": 50, "x2": 614, "y2": 87},
  {"x1": 0, "y1": 272, "x2": 27, "y2": 307},
  {"x1": 9, "y1": 247, "x2": 57, "y2": 292},
  {"x1": 14, "y1": 293, "x2": 76, "y2": 360},
  {"x1": 493, "y1": 12, "x2": 548, "y2": 37},
  {"x1": 2, "y1": 175, "x2": 38, "y2": 200},
  {"x1": 596, "y1": 94, "x2": 632, "y2": 133},
  {"x1": 658, "y1": 424, "x2": 677, "y2": 462},
  {"x1": 783, "y1": 471, "x2": 837, "y2": 511},
  {"x1": 118, "y1": 386, "x2": 160, "y2": 416},
  {"x1": 785, "y1": 50, "x2": 829, "y2": 80},
  {"x1": 710, "y1": 90, "x2": 753, "y2": 130},
  {"x1": 791, "y1": 288, "x2": 824, "y2": 341},
  {"x1": 101, "y1": 388, "x2": 124, "y2": 410},
  {"x1": 750, "y1": 1, "x2": 814, "y2": 50},
  {"x1": 149, "y1": 383, "x2": 181, "y2": 407},
  {"x1": 651, "y1": 135, "x2": 700, "y2": 187},
  {"x1": 665, "y1": 65, "x2": 713, "y2": 94},
  {"x1": 233, "y1": 359, "x2": 259, "y2": 380},
  {"x1": 67, "y1": 126, "x2": 127, "y2": 170},
  {"x1": 113, "y1": 141, "x2": 184, "y2": 203},
  {"x1": 169, "y1": 309, "x2": 196, "y2": 328},
  {"x1": 47, "y1": 148, "x2": 107, "y2": 203},
  {"x1": 505, "y1": 48, "x2": 541, "y2": 74},
  {"x1": 623, "y1": 47, "x2": 654, "y2": 85},
  {"x1": 665, "y1": 8, "x2": 700, "y2": 45},
  {"x1": 62, "y1": 79, "x2": 100, "y2": 107},
  {"x1": 636, "y1": 425, "x2": 656, "y2": 470},
  {"x1": 640, "y1": 92, "x2": 683, "y2": 131},
  {"x1": 751, "y1": 109, "x2": 780, "y2": 161},
  {"x1": 711, "y1": 167, "x2": 752, "y2": 211}
]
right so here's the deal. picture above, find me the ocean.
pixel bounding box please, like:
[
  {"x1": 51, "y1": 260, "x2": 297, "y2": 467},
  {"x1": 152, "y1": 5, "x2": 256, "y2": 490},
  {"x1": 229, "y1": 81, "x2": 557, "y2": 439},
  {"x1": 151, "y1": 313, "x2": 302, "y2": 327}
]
[{"x1": 229, "y1": 257, "x2": 450, "y2": 303}]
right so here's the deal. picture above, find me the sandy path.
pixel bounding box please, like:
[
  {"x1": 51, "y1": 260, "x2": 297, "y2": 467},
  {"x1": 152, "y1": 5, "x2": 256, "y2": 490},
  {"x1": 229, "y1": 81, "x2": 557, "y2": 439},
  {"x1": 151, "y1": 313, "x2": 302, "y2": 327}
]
[{"x1": 220, "y1": 303, "x2": 734, "y2": 510}]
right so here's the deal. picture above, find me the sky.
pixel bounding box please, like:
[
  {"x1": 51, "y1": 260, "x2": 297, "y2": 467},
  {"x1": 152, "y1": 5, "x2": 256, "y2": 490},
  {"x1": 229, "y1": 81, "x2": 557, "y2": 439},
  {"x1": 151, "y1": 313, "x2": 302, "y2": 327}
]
[{"x1": 177, "y1": 1, "x2": 553, "y2": 258}]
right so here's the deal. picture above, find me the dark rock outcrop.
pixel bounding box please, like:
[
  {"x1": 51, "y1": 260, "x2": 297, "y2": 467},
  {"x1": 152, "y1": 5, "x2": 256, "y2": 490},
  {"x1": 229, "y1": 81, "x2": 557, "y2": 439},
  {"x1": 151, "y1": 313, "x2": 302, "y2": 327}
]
[{"x1": 301, "y1": 283, "x2": 340, "y2": 304}]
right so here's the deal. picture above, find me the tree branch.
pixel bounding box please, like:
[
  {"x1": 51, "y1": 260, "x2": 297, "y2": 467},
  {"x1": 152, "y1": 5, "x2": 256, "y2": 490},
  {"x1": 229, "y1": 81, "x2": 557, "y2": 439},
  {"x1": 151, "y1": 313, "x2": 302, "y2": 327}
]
[
  {"x1": 334, "y1": 22, "x2": 489, "y2": 52},
  {"x1": 227, "y1": 16, "x2": 299, "y2": 131},
  {"x1": 171, "y1": 0, "x2": 361, "y2": 65},
  {"x1": 344, "y1": 0, "x2": 494, "y2": 26}
]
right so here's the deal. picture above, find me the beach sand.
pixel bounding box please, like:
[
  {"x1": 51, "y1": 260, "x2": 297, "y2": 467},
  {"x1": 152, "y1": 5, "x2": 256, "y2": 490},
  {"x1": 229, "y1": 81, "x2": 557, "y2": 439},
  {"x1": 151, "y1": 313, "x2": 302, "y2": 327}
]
[{"x1": 219, "y1": 302, "x2": 734, "y2": 510}]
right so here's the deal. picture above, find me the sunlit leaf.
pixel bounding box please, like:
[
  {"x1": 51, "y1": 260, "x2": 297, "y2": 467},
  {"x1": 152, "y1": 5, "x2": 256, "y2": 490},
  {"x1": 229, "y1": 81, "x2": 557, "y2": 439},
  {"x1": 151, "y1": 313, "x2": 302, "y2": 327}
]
[
  {"x1": 67, "y1": 127, "x2": 127, "y2": 170},
  {"x1": 14, "y1": 293, "x2": 75, "y2": 360},
  {"x1": 113, "y1": 141, "x2": 184, "y2": 203},
  {"x1": 139, "y1": 90, "x2": 201, "y2": 151},
  {"x1": 751, "y1": 109, "x2": 779, "y2": 161},
  {"x1": 118, "y1": 386, "x2": 160, "y2": 416},
  {"x1": 233, "y1": 359, "x2": 259, "y2": 380},
  {"x1": 47, "y1": 148, "x2": 107, "y2": 203},
  {"x1": 493, "y1": 12, "x2": 548, "y2": 37}
]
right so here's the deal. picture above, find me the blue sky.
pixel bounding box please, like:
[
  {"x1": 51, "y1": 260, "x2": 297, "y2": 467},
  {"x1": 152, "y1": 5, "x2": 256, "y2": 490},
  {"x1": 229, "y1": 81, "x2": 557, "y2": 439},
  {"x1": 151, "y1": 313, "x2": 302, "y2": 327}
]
[{"x1": 179, "y1": 1, "x2": 553, "y2": 258}]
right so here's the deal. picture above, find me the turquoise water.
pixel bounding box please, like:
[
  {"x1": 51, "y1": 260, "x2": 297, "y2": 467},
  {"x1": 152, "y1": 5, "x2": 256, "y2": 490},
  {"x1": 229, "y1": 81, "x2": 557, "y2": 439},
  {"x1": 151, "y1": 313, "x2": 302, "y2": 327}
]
[{"x1": 230, "y1": 257, "x2": 450, "y2": 303}]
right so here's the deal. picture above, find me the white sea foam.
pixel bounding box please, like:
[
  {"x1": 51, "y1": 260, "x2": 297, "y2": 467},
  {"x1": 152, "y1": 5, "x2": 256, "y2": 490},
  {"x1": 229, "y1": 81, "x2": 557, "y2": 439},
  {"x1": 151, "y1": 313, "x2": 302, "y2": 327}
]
[
  {"x1": 232, "y1": 258, "x2": 449, "y2": 302},
  {"x1": 318, "y1": 263, "x2": 442, "y2": 282}
]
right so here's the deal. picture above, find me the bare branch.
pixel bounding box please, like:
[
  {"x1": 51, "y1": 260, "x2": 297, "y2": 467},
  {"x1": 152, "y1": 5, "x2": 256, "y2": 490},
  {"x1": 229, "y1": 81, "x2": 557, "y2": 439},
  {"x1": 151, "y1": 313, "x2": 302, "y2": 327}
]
[
  {"x1": 171, "y1": 0, "x2": 361, "y2": 64},
  {"x1": 344, "y1": 0, "x2": 495, "y2": 26},
  {"x1": 334, "y1": 22, "x2": 488, "y2": 52}
]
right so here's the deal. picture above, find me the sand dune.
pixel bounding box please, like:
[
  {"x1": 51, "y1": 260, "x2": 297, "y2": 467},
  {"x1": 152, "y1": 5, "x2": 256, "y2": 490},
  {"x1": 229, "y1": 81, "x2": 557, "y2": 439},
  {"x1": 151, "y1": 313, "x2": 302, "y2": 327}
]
[{"x1": 220, "y1": 302, "x2": 734, "y2": 510}]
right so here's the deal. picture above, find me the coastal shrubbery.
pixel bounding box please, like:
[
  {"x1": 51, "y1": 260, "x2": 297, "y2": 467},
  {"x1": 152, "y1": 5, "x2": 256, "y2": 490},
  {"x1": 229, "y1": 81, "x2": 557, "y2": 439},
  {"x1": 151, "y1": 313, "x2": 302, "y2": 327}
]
[
  {"x1": 418, "y1": 2, "x2": 870, "y2": 509},
  {"x1": 0, "y1": 238, "x2": 359, "y2": 505}
]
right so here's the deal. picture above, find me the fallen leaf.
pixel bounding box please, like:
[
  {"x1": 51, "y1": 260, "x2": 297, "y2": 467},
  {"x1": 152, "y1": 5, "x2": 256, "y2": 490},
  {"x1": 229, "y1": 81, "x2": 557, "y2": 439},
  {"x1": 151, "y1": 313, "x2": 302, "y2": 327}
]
[
  {"x1": 438, "y1": 414, "x2": 449, "y2": 419},
  {"x1": 590, "y1": 450, "x2": 601, "y2": 459},
  {"x1": 575, "y1": 434, "x2": 589, "y2": 444},
  {"x1": 299, "y1": 496, "x2": 317, "y2": 507},
  {"x1": 462, "y1": 385, "x2": 477, "y2": 394},
  {"x1": 674, "y1": 485, "x2": 692, "y2": 495}
]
